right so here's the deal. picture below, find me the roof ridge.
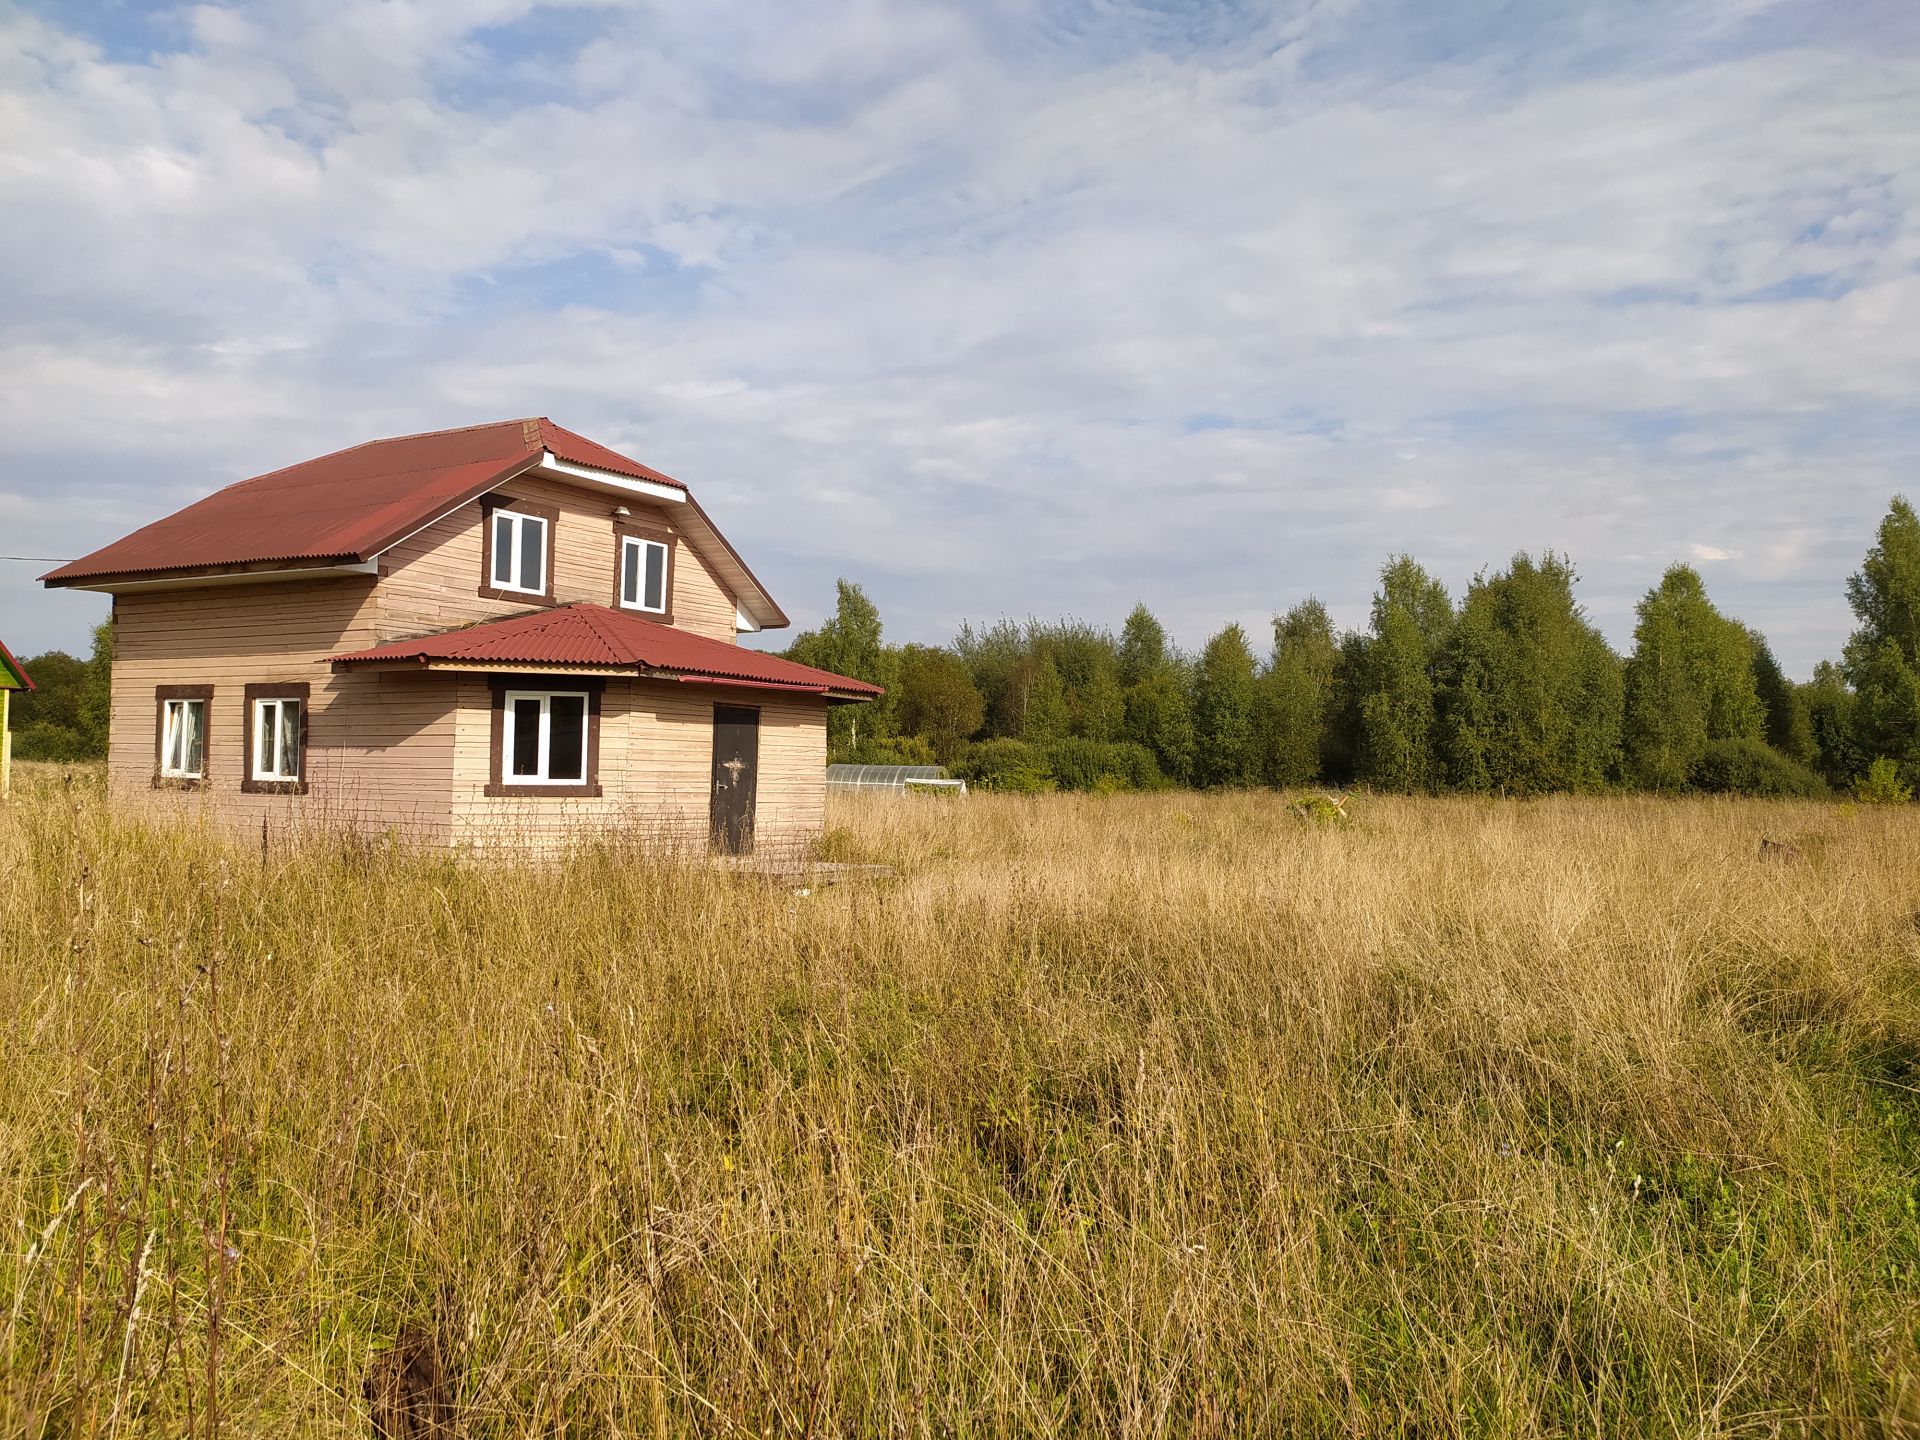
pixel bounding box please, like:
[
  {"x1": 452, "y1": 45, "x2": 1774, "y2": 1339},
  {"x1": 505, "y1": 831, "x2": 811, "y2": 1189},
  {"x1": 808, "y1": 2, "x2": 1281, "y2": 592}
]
[
  {"x1": 228, "y1": 419, "x2": 543, "y2": 490},
  {"x1": 570, "y1": 602, "x2": 646, "y2": 659},
  {"x1": 355, "y1": 417, "x2": 542, "y2": 447}
]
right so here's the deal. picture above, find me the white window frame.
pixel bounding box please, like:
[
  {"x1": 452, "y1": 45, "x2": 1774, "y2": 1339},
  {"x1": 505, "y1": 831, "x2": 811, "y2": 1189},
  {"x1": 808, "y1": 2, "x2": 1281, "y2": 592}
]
[
  {"x1": 490, "y1": 509, "x2": 549, "y2": 596},
  {"x1": 160, "y1": 697, "x2": 207, "y2": 779},
  {"x1": 501, "y1": 690, "x2": 591, "y2": 785},
  {"x1": 619, "y1": 535, "x2": 670, "y2": 614},
  {"x1": 251, "y1": 696, "x2": 302, "y2": 782}
]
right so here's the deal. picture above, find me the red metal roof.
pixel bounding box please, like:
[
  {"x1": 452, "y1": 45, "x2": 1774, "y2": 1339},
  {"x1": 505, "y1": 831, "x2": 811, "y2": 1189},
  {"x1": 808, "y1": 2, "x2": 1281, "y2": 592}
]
[
  {"x1": 329, "y1": 603, "x2": 882, "y2": 698},
  {"x1": 41, "y1": 418, "x2": 688, "y2": 585},
  {"x1": 0, "y1": 637, "x2": 33, "y2": 691}
]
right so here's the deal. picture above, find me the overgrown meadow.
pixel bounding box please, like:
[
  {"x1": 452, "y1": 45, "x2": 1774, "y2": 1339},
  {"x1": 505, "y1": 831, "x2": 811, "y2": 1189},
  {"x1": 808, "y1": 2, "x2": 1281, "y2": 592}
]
[{"x1": 4, "y1": 766, "x2": 1920, "y2": 1436}]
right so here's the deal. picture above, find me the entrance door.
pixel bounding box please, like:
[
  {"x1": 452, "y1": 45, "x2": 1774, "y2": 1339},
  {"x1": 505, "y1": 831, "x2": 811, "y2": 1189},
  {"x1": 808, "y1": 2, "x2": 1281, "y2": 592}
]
[{"x1": 709, "y1": 704, "x2": 760, "y2": 854}]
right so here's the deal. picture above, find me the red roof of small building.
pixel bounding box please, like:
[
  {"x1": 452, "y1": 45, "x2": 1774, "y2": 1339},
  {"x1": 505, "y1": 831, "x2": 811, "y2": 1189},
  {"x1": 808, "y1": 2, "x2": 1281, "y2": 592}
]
[
  {"x1": 0, "y1": 638, "x2": 33, "y2": 691},
  {"x1": 41, "y1": 419, "x2": 687, "y2": 585},
  {"x1": 329, "y1": 603, "x2": 882, "y2": 699}
]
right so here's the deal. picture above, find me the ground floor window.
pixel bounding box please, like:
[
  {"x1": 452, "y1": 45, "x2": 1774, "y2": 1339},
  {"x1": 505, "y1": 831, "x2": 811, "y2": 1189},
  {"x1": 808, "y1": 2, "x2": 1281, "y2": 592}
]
[
  {"x1": 243, "y1": 683, "x2": 310, "y2": 793},
  {"x1": 157, "y1": 691, "x2": 209, "y2": 781},
  {"x1": 506, "y1": 691, "x2": 586, "y2": 782},
  {"x1": 487, "y1": 678, "x2": 603, "y2": 797}
]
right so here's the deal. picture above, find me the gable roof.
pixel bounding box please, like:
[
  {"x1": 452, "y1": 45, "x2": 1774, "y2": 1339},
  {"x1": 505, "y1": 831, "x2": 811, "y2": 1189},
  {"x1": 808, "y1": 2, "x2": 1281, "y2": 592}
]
[
  {"x1": 329, "y1": 603, "x2": 882, "y2": 700},
  {"x1": 39, "y1": 419, "x2": 787, "y2": 627},
  {"x1": 0, "y1": 638, "x2": 33, "y2": 691}
]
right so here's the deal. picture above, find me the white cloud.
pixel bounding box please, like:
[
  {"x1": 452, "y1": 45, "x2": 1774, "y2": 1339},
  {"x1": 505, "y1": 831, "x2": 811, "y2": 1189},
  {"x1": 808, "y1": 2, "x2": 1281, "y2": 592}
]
[{"x1": 0, "y1": 0, "x2": 1915, "y2": 674}]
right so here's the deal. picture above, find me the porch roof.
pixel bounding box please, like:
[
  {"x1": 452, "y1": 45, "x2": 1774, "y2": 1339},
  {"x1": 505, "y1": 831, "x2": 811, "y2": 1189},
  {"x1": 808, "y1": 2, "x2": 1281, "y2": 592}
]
[{"x1": 329, "y1": 603, "x2": 882, "y2": 701}]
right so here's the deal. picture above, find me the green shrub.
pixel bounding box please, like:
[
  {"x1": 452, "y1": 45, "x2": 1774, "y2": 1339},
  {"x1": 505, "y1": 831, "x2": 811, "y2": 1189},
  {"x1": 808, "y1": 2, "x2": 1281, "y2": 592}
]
[
  {"x1": 9, "y1": 722, "x2": 98, "y2": 764},
  {"x1": 952, "y1": 738, "x2": 1055, "y2": 793},
  {"x1": 1040, "y1": 738, "x2": 1165, "y2": 792},
  {"x1": 1289, "y1": 793, "x2": 1350, "y2": 823},
  {"x1": 1852, "y1": 756, "x2": 1914, "y2": 805},
  {"x1": 1688, "y1": 738, "x2": 1828, "y2": 798}
]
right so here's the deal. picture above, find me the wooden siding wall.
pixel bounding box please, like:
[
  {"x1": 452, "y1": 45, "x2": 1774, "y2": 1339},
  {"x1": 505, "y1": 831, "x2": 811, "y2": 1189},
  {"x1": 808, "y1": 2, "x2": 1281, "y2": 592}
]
[
  {"x1": 450, "y1": 680, "x2": 827, "y2": 855},
  {"x1": 110, "y1": 587, "x2": 828, "y2": 854},
  {"x1": 376, "y1": 476, "x2": 741, "y2": 643},
  {"x1": 107, "y1": 582, "x2": 462, "y2": 842}
]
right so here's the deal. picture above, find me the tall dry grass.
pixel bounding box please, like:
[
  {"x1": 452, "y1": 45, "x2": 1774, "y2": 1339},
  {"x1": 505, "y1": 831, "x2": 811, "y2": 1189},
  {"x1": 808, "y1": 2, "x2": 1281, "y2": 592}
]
[{"x1": 3, "y1": 764, "x2": 1919, "y2": 1436}]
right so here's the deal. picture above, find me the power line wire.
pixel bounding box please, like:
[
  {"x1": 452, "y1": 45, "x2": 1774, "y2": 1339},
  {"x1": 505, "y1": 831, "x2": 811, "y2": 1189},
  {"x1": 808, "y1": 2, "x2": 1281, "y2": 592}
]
[{"x1": 0, "y1": 556, "x2": 71, "y2": 563}]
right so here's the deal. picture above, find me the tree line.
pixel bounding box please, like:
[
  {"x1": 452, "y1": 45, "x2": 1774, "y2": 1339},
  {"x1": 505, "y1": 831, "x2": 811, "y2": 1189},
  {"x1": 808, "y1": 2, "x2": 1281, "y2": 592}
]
[
  {"x1": 786, "y1": 496, "x2": 1920, "y2": 799},
  {"x1": 10, "y1": 497, "x2": 1916, "y2": 800}
]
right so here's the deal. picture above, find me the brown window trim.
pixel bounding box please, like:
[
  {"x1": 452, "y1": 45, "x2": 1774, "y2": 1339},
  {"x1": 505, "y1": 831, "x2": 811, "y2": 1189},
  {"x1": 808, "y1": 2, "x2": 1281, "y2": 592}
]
[
  {"x1": 485, "y1": 676, "x2": 605, "y2": 798},
  {"x1": 478, "y1": 496, "x2": 560, "y2": 605},
  {"x1": 152, "y1": 684, "x2": 213, "y2": 790},
  {"x1": 241, "y1": 682, "x2": 312, "y2": 795},
  {"x1": 611, "y1": 518, "x2": 676, "y2": 625}
]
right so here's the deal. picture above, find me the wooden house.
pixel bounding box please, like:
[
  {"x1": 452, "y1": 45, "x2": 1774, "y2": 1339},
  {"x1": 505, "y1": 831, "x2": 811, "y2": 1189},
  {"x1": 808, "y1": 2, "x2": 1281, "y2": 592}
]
[
  {"x1": 0, "y1": 639, "x2": 33, "y2": 797},
  {"x1": 40, "y1": 419, "x2": 879, "y2": 851}
]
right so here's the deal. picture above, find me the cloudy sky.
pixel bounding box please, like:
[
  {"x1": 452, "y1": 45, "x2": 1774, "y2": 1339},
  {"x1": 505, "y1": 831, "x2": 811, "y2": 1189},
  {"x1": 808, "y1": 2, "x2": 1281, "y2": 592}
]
[{"x1": 4, "y1": 0, "x2": 1918, "y2": 672}]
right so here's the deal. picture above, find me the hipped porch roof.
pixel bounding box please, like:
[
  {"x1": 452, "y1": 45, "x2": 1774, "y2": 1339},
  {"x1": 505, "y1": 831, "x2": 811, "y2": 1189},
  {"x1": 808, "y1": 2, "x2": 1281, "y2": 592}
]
[{"x1": 329, "y1": 603, "x2": 881, "y2": 701}]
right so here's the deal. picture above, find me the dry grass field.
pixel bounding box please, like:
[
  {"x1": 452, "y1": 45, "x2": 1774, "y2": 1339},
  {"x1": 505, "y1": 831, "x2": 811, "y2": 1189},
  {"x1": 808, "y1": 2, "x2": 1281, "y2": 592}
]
[{"x1": 4, "y1": 763, "x2": 1920, "y2": 1437}]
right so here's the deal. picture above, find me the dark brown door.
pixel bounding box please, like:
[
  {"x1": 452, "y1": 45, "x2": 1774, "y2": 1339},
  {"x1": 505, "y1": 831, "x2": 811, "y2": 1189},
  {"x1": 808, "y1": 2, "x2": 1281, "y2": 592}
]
[{"x1": 710, "y1": 704, "x2": 760, "y2": 854}]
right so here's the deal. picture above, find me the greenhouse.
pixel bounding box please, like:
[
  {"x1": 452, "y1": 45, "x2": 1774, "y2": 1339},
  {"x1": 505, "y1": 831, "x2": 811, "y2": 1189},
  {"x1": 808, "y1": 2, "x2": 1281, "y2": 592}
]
[{"x1": 825, "y1": 764, "x2": 967, "y2": 796}]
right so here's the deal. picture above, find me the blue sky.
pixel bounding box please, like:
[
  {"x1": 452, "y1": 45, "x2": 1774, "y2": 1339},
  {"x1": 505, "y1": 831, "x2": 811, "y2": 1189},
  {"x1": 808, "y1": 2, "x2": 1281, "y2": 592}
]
[{"x1": 3, "y1": 0, "x2": 1918, "y2": 673}]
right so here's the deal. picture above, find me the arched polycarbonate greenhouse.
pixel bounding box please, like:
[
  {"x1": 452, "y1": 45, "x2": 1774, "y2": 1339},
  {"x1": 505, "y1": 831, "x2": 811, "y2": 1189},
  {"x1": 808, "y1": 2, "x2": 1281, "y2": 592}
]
[{"x1": 825, "y1": 764, "x2": 967, "y2": 796}]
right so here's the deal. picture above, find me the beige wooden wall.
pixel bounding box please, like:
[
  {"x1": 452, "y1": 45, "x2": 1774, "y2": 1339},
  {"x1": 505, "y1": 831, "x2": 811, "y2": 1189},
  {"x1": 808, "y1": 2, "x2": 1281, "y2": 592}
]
[
  {"x1": 106, "y1": 581, "x2": 463, "y2": 842},
  {"x1": 449, "y1": 679, "x2": 828, "y2": 855},
  {"x1": 111, "y1": 582, "x2": 827, "y2": 853},
  {"x1": 377, "y1": 476, "x2": 741, "y2": 643},
  {"x1": 103, "y1": 472, "x2": 827, "y2": 851}
]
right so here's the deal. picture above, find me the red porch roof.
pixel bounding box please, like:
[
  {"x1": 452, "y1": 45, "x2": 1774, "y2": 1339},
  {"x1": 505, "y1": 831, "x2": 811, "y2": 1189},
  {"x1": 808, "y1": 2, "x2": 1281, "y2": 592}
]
[{"x1": 329, "y1": 604, "x2": 881, "y2": 699}]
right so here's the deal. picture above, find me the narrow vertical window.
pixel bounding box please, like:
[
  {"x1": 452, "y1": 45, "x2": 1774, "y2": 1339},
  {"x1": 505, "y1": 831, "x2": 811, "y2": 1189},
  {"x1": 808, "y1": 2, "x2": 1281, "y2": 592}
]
[
  {"x1": 492, "y1": 513, "x2": 515, "y2": 587},
  {"x1": 242, "y1": 684, "x2": 310, "y2": 793},
  {"x1": 485, "y1": 507, "x2": 551, "y2": 598},
  {"x1": 618, "y1": 535, "x2": 669, "y2": 615},
  {"x1": 547, "y1": 695, "x2": 586, "y2": 780},
  {"x1": 160, "y1": 698, "x2": 205, "y2": 778},
  {"x1": 510, "y1": 696, "x2": 543, "y2": 776},
  {"x1": 251, "y1": 697, "x2": 302, "y2": 781},
  {"x1": 518, "y1": 516, "x2": 544, "y2": 592}
]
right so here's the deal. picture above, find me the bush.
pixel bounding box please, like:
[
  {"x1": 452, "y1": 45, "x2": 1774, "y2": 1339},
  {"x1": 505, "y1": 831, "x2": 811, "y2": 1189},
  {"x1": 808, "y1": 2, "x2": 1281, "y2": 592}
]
[
  {"x1": 952, "y1": 738, "x2": 1054, "y2": 793},
  {"x1": 1852, "y1": 756, "x2": 1914, "y2": 805},
  {"x1": 1290, "y1": 793, "x2": 1350, "y2": 824},
  {"x1": 9, "y1": 722, "x2": 98, "y2": 764},
  {"x1": 1040, "y1": 738, "x2": 1165, "y2": 792},
  {"x1": 1688, "y1": 738, "x2": 1828, "y2": 798}
]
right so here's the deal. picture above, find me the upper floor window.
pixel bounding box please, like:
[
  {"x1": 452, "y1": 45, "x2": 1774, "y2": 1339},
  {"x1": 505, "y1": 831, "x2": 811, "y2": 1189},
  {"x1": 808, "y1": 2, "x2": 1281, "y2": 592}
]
[
  {"x1": 620, "y1": 535, "x2": 669, "y2": 614},
  {"x1": 243, "y1": 682, "x2": 310, "y2": 794},
  {"x1": 156, "y1": 688, "x2": 210, "y2": 783},
  {"x1": 481, "y1": 498, "x2": 558, "y2": 603},
  {"x1": 614, "y1": 523, "x2": 674, "y2": 621},
  {"x1": 491, "y1": 510, "x2": 548, "y2": 595}
]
